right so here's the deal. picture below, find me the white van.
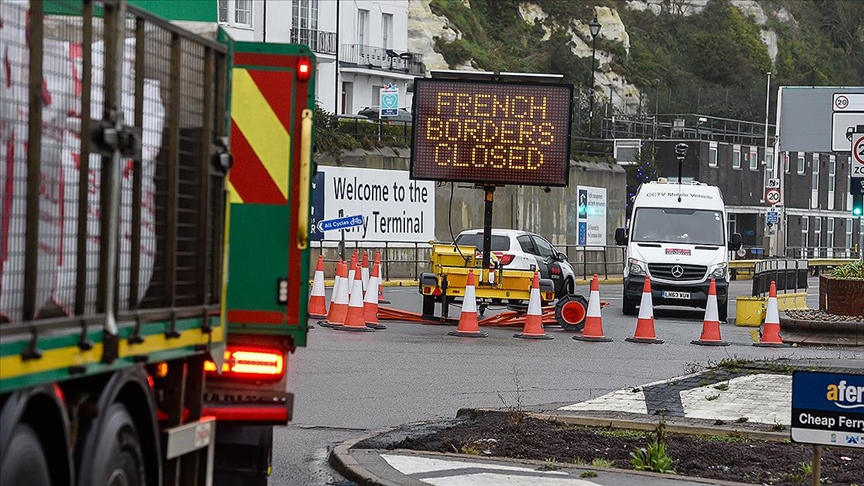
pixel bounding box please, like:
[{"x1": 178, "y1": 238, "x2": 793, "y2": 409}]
[{"x1": 614, "y1": 179, "x2": 742, "y2": 321}]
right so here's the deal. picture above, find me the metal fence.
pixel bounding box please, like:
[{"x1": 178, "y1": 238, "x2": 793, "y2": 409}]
[
  {"x1": 785, "y1": 247, "x2": 859, "y2": 259},
  {"x1": 311, "y1": 240, "x2": 626, "y2": 281},
  {"x1": 751, "y1": 260, "x2": 808, "y2": 297}
]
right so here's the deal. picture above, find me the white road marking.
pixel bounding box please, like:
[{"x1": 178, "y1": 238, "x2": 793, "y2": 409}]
[
  {"x1": 381, "y1": 454, "x2": 569, "y2": 476},
  {"x1": 557, "y1": 388, "x2": 648, "y2": 414},
  {"x1": 424, "y1": 472, "x2": 601, "y2": 486},
  {"x1": 680, "y1": 374, "x2": 792, "y2": 425}
]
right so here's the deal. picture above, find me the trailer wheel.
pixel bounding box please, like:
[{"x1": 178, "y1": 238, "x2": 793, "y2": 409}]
[
  {"x1": 0, "y1": 424, "x2": 52, "y2": 486},
  {"x1": 81, "y1": 403, "x2": 146, "y2": 486}
]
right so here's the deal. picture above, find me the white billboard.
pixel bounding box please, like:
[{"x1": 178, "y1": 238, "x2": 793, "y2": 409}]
[
  {"x1": 576, "y1": 186, "x2": 607, "y2": 249},
  {"x1": 315, "y1": 166, "x2": 435, "y2": 243}
]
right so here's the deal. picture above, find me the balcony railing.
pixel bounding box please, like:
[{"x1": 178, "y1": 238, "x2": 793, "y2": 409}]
[
  {"x1": 339, "y1": 44, "x2": 425, "y2": 76},
  {"x1": 290, "y1": 27, "x2": 336, "y2": 55}
]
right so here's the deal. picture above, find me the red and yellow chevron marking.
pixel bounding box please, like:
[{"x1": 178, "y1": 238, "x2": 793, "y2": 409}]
[{"x1": 228, "y1": 68, "x2": 293, "y2": 204}]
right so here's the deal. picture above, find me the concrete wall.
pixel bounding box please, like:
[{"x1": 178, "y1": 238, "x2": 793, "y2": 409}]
[{"x1": 314, "y1": 149, "x2": 628, "y2": 278}]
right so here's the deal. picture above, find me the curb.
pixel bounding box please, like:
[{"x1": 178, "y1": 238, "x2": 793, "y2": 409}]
[
  {"x1": 329, "y1": 415, "x2": 762, "y2": 486},
  {"x1": 328, "y1": 427, "x2": 403, "y2": 486}
]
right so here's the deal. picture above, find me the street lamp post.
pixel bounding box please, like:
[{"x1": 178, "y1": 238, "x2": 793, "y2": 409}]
[{"x1": 587, "y1": 16, "x2": 601, "y2": 138}]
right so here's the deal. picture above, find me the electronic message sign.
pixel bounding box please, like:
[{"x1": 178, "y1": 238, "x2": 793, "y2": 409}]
[{"x1": 410, "y1": 78, "x2": 573, "y2": 187}]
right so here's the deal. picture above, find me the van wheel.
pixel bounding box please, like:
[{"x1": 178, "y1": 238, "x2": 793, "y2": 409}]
[
  {"x1": 623, "y1": 292, "x2": 637, "y2": 316},
  {"x1": 79, "y1": 403, "x2": 146, "y2": 486},
  {"x1": 0, "y1": 424, "x2": 52, "y2": 486},
  {"x1": 718, "y1": 298, "x2": 728, "y2": 322}
]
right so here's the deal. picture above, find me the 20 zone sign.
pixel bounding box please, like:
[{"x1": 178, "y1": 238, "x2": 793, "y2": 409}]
[
  {"x1": 854, "y1": 134, "x2": 864, "y2": 175},
  {"x1": 410, "y1": 78, "x2": 573, "y2": 187}
]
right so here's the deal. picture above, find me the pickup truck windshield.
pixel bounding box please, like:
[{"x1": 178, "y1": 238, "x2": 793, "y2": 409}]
[{"x1": 632, "y1": 208, "x2": 725, "y2": 245}]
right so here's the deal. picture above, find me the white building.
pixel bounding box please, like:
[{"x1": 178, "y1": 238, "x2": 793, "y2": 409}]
[{"x1": 217, "y1": 0, "x2": 423, "y2": 116}]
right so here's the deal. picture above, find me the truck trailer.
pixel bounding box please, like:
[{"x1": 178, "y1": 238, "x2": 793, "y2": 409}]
[{"x1": 0, "y1": 1, "x2": 314, "y2": 484}]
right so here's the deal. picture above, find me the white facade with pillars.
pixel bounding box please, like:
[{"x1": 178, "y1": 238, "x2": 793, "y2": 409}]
[{"x1": 217, "y1": 0, "x2": 417, "y2": 116}]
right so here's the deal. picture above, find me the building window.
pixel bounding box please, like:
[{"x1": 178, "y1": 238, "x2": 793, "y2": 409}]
[
  {"x1": 358, "y1": 9, "x2": 369, "y2": 45},
  {"x1": 749, "y1": 148, "x2": 758, "y2": 171},
  {"x1": 801, "y1": 216, "x2": 809, "y2": 250},
  {"x1": 828, "y1": 155, "x2": 836, "y2": 211},
  {"x1": 234, "y1": 0, "x2": 252, "y2": 27},
  {"x1": 848, "y1": 171, "x2": 853, "y2": 211},
  {"x1": 218, "y1": 0, "x2": 252, "y2": 28},
  {"x1": 797, "y1": 153, "x2": 805, "y2": 174},
  {"x1": 293, "y1": 0, "x2": 319, "y2": 46},
  {"x1": 766, "y1": 151, "x2": 774, "y2": 179},
  {"x1": 709, "y1": 142, "x2": 717, "y2": 168},
  {"x1": 219, "y1": 0, "x2": 228, "y2": 22},
  {"x1": 784, "y1": 152, "x2": 790, "y2": 174},
  {"x1": 811, "y1": 153, "x2": 819, "y2": 209},
  {"x1": 382, "y1": 13, "x2": 393, "y2": 49},
  {"x1": 827, "y1": 218, "x2": 834, "y2": 256},
  {"x1": 733, "y1": 146, "x2": 741, "y2": 169},
  {"x1": 814, "y1": 217, "x2": 822, "y2": 249},
  {"x1": 847, "y1": 218, "x2": 854, "y2": 251},
  {"x1": 728, "y1": 213, "x2": 737, "y2": 238}
]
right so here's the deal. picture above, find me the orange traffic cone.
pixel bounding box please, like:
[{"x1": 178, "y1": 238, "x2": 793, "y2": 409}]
[
  {"x1": 346, "y1": 250, "x2": 358, "y2": 298},
  {"x1": 374, "y1": 250, "x2": 391, "y2": 304},
  {"x1": 448, "y1": 269, "x2": 487, "y2": 338},
  {"x1": 514, "y1": 272, "x2": 553, "y2": 340},
  {"x1": 364, "y1": 260, "x2": 386, "y2": 330},
  {"x1": 308, "y1": 255, "x2": 328, "y2": 319},
  {"x1": 625, "y1": 277, "x2": 664, "y2": 344},
  {"x1": 754, "y1": 281, "x2": 788, "y2": 347},
  {"x1": 322, "y1": 261, "x2": 349, "y2": 328},
  {"x1": 692, "y1": 278, "x2": 729, "y2": 346},
  {"x1": 338, "y1": 263, "x2": 374, "y2": 332},
  {"x1": 574, "y1": 274, "x2": 612, "y2": 342},
  {"x1": 361, "y1": 251, "x2": 370, "y2": 293}
]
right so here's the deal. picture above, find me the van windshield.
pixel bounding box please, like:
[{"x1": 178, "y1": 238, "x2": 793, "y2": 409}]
[{"x1": 632, "y1": 208, "x2": 725, "y2": 245}]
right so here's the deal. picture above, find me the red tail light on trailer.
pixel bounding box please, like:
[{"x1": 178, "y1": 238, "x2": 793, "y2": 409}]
[
  {"x1": 204, "y1": 348, "x2": 285, "y2": 380},
  {"x1": 297, "y1": 57, "x2": 311, "y2": 82}
]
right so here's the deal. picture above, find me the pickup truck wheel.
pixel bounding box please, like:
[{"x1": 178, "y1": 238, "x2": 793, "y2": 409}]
[
  {"x1": 623, "y1": 291, "x2": 637, "y2": 316},
  {"x1": 0, "y1": 424, "x2": 52, "y2": 486},
  {"x1": 422, "y1": 295, "x2": 435, "y2": 316},
  {"x1": 81, "y1": 403, "x2": 146, "y2": 486}
]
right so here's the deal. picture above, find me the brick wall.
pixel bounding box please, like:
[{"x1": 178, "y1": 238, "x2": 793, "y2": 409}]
[{"x1": 819, "y1": 275, "x2": 864, "y2": 317}]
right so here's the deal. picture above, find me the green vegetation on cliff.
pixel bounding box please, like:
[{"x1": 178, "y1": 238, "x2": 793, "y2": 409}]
[{"x1": 426, "y1": 0, "x2": 864, "y2": 129}]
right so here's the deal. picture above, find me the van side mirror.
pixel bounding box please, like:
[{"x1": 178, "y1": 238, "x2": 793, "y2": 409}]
[
  {"x1": 728, "y1": 232, "x2": 742, "y2": 251},
  {"x1": 614, "y1": 228, "x2": 628, "y2": 246}
]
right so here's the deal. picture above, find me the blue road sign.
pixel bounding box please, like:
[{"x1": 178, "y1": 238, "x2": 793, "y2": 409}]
[
  {"x1": 318, "y1": 215, "x2": 364, "y2": 232},
  {"x1": 311, "y1": 172, "x2": 325, "y2": 241},
  {"x1": 791, "y1": 370, "x2": 864, "y2": 448},
  {"x1": 767, "y1": 210, "x2": 779, "y2": 224}
]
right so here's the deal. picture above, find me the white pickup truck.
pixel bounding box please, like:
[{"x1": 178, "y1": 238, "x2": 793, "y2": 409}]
[{"x1": 615, "y1": 179, "x2": 742, "y2": 321}]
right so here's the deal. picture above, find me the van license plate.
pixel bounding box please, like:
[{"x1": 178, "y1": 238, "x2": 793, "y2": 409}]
[{"x1": 662, "y1": 291, "x2": 690, "y2": 300}]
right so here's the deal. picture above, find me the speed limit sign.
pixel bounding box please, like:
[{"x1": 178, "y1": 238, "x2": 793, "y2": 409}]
[{"x1": 765, "y1": 187, "x2": 781, "y2": 205}]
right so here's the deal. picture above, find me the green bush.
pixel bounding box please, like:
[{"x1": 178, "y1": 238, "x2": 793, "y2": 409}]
[
  {"x1": 830, "y1": 260, "x2": 864, "y2": 280},
  {"x1": 630, "y1": 440, "x2": 675, "y2": 474}
]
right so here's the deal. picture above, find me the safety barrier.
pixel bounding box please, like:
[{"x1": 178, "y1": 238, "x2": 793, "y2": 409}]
[
  {"x1": 735, "y1": 259, "x2": 809, "y2": 326},
  {"x1": 751, "y1": 259, "x2": 808, "y2": 297}
]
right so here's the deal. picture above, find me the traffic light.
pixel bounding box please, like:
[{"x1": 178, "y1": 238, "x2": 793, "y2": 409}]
[{"x1": 853, "y1": 194, "x2": 864, "y2": 218}]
